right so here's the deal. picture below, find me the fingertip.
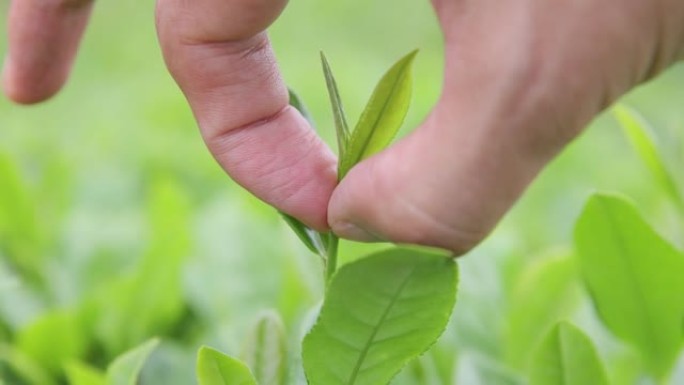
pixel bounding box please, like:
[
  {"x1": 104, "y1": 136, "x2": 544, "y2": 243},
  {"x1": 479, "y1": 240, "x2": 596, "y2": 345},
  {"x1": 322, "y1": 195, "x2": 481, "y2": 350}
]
[
  {"x1": 327, "y1": 132, "x2": 489, "y2": 255},
  {"x1": 331, "y1": 221, "x2": 384, "y2": 243},
  {"x1": 2, "y1": 59, "x2": 65, "y2": 104}
]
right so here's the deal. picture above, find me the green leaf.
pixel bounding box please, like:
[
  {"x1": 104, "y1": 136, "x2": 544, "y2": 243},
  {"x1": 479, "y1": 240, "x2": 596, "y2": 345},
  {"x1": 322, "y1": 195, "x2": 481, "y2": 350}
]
[
  {"x1": 0, "y1": 344, "x2": 56, "y2": 385},
  {"x1": 288, "y1": 88, "x2": 313, "y2": 123},
  {"x1": 16, "y1": 310, "x2": 87, "y2": 376},
  {"x1": 197, "y1": 346, "x2": 257, "y2": 385},
  {"x1": 289, "y1": 81, "x2": 337, "y2": 256},
  {"x1": 95, "y1": 178, "x2": 191, "y2": 355},
  {"x1": 575, "y1": 193, "x2": 684, "y2": 379},
  {"x1": 106, "y1": 338, "x2": 159, "y2": 385},
  {"x1": 528, "y1": 322, "x2": 608, "y2": 385},
  {"x1": 455, "y1": 352, "x2": 524, "y2": 385},
  {"x1": 320, "y1": 52, "x2": 351, "y2": 159},
  {"x1": 613, "y1": 104, "x2": 683, "y2": 210},
  {"x1": 504, "y1": 252, "x2": 580, "y2": 369},
  {"x1": 65, "y1": 361, "x2": 106, "y2": 385},
  {"x1": 339, "y1": 50, "x2": 417, "y2": 179},
  {"x1": 302, "y1": 247, "x2": 458, "y2": 385},
  {"x1": 0, "y1": 152, "x2": 43, "y2": 286},
  {"x1": 240, "y1": 311, "x2": 288, "y2": 385},
  {"x1": 280, "y1": 212, "x2": 330, "y2": 257}
]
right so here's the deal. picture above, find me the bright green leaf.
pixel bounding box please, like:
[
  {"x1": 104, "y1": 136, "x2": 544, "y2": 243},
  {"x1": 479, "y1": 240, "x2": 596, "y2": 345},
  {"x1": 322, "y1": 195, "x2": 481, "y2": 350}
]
[
  {"x1": 17, "y1": 310, "x2": 86, "y2": 376},
  {"x1": 339, "y1": 50, "x2": 417, "y2": 179},
  {"x1": 505, "y1": 252, "x2": 581, "y2": 370},
  {"x1": 0, "y1": 344, "x2": 56, "y2": 385},
  {"x1": 65, "y1": 361, "x2": 106, "y2": 385},
  {"x1": 302, "y1": 247, "x2": 457, "y2": 385},
  {"x1": 197, "y1": 346, "x2": 257, "y2": 385},
  {"x1": 613, "y1": 104, "x2": 683, "y2": 210},
  {"x1": 528, "y1": 322, "x2": 608, "y2": 385},
  {"x1": 0, "y1": 153, "x2": 43, "y2": 286},
  {"x1": 320, "y1": 52, "x2": 351, "y2": 159},
  {"x1": 106, "y1": 338, "x2": 159, "y2": 385},
  {"x1": 95, "y1": 178, "x2": 191, "y2": 355},
  {"x1": 240, "y1": 311, "x2": 288, "y2": 385},
  {"x1": 575, "y1": 193, "x2": 684, "y2": 379}
]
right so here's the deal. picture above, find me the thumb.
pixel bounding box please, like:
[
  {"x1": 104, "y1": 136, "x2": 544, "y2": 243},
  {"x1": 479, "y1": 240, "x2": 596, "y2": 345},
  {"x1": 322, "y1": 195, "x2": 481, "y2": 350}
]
[
  {"x1": 327, "y1": 104, "x2": 543, "y2": 255},
  {"x1": 156, "y1": 0, "x2": 337, "y2": 231},
  {"x1": 328, "y1": 0, "x2": 665, "y2": 254}
]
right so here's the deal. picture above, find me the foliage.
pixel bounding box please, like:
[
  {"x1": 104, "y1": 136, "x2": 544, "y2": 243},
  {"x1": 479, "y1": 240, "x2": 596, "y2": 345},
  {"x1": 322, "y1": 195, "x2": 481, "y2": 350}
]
[
  {"x1": 197, "y1": 347, "x2": 257, "y2": 385},
  {"x1": 575, "y1": 193, "x2": 684, "y2": 381},
  {"x1": 302, "y1": 248, "x2": 457, "y2": 385},
  {"x1": 1, "y1": 1, "x2": 684, "y2": 383},
  {"x1": 528, "y1": 322, "x2": 608, "y2": 385}
]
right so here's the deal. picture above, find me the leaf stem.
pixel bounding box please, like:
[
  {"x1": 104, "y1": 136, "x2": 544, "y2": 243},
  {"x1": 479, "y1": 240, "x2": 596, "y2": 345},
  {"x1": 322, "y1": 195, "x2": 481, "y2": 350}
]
[{"x1": 325, "y1": 234, "x2": 339, "y2": 285}]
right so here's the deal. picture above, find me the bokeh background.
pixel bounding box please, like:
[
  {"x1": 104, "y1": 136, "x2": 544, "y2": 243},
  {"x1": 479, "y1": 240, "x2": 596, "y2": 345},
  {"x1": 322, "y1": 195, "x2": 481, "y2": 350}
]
[{"x1": 1, "y1": 0, "x2": 683, "y2": 384}]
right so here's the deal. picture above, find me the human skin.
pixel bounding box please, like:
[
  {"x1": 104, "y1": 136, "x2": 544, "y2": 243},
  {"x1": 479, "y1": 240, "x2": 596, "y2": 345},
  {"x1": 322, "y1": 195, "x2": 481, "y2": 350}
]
[{"x1": 3, "y1": 0, "x2": 684, "y2": 254}]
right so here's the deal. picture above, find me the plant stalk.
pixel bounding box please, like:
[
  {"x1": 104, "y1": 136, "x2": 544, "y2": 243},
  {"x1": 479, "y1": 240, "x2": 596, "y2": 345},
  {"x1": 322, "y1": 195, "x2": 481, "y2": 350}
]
[{"x1": 325, "y1": 234, "x2": 339, "y2": 285}]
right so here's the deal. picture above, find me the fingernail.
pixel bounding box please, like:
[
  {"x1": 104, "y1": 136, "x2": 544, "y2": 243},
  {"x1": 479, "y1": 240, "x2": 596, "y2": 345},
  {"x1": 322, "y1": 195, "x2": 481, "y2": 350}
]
[{"x1": 333, "y1": 221, "x2": 384, "y2": 242}]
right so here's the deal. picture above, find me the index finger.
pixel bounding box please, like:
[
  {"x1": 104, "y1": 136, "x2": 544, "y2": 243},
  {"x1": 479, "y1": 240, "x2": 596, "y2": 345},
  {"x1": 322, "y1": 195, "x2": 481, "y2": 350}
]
[
  {"x1": 2, "y1": 0, "x2": 94, "y2": 104},
  {"x1": 156, "y1": 0, "x2": 338, "y2": 230}
]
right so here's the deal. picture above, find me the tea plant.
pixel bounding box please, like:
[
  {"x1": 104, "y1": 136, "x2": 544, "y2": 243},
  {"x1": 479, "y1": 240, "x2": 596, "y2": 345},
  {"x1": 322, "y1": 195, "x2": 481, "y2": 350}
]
[
  {"x1": 1, "y1": 47, "x2": 684, "y2": 385},
  {"x1": 193, "y1": 51, "x2": 459, "y2": 385}
]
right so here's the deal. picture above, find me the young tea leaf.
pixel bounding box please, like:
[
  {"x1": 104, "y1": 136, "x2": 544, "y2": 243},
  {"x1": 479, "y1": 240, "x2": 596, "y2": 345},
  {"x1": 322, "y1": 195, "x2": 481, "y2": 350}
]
[
  {"x1": 96, "y1": 179, "x2": 190, "y2": 355},
  {"x1": 339, "y1": 50, "x2": 417, "y2": 179},
  {"x1": 17, "y1": 310, "x2": 87, "y2": 376},
  {"x1": 528, "y1": 322, "x2": 608, "y2": 385},
  {"x1": 0, "y1": 152, "x2": 43, "y2": 286},
  {"x1": 281, "y1": 91, "x2": 335, "y2": 258},
  {"x1": 289, "y1": 89, "x2": 314, "y2": 123},
  {"x1": 197, "y1": 346, "x2": 257, "y2": 385},
  {"x1": 302, "y1": 247, "x2": 458, "y2": 385},
  {"x1": 65, "y1": 361, "x2": 106, "y2": 385},
  {"x1": 504, "y1": 252, "x2": 580, "y2": 370},
  {"x1": 280, "y1": 212, "x2": 330, "y2": 257},
  {"x1": 320, "y1": 52, "x2": 351, "y2": 158},
  {"x1": 106, "y1": 338, "x2": 159, "y2": 385},
  {"x1": 613, "y1": 104, "x2": 683, "y2": 210},
  {"x1": 0, "y1": 344, "x2": 56, "y2": 385},
  {"x1": 575, "y1": 193, "x2": 684, "y2": 379},
  {"x1": 240, "y1": 311, "x2": 288, "y2": 385}
]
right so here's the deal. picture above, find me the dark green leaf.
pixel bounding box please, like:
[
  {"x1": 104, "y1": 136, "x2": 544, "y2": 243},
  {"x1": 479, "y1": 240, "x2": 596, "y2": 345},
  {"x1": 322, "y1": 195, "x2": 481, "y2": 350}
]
[
  {"x1": 197, "y1": 347, "x2": 257, "y2": 385},
  {"x1": 575, "y1": 193, "x2": 684, "y2": 379},
  {"x1": 302, "y1": 247, "x2": 457, "y2": 385},
  {"x1": 613, "y1": 104, "x2": 683, "y2": 210},
  {"x1": 106, "y1": 338, "x2": 159, "y2": 385},
  {"x1": 320, "y1": 52, "x2": 351, "y2": 159},
  {"x1": 240, "y1": 311, "x2": 288, "y2": 385},
  {"x1": 528, "y1": 322, "x2": 608, "y2": 385},
  {"x1": 339, "y1": 50, "x2": 417, "y2": 179},
  {"x1": 288, "y1": 89, "x2": 313, "y2": 123}
]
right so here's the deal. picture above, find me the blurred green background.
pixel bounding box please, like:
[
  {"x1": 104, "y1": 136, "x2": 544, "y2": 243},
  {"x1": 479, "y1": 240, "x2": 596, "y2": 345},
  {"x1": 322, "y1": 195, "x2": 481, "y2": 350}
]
[{"x1": 1, "y1": 0, "x2": 683, "y2": 384}]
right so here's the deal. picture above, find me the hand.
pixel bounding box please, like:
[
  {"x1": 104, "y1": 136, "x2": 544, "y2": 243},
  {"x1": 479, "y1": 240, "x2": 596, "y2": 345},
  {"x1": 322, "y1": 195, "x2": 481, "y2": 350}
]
[
  {"x1": 3, "y1": 0, "x2": 339, "y2": 232},
  {"x1": 329, "y1": 0, "x2": 684, "y2": 253},
  {"x1": 4, "y1": 0, "x2": 683, "y2": 255}
]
